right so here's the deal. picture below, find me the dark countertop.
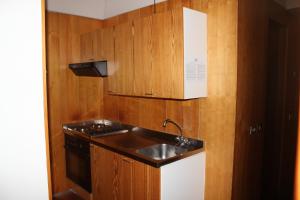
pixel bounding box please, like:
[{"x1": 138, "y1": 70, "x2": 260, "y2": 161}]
[
  {"x1": 91, "y1": 126, "x2": 204, "y2": 168},
  {"x1": 64, "y1": 124, "x2": 204, "y2": 168}
]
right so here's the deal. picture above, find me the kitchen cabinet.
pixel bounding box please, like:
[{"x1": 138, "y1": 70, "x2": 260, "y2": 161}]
[
  {"x1": 91, "y1": 145, "x2": 160, "y2": 200},
  {"x1": 91, "y1": 145, "x2": 205, "y2": 200},
  {"x1": 133, "y1": 15, "x2": 153, "y2": 96},
  {"x1": 99, "y1": 27, "x2": 116, "y2": 93},
  {"x1": 107, "y1": 7, "x2": 207, "y2": 99},
  {"x1": 151, "y1": 9, "x2": 183, "y2": 98},
  {"x1": 114, "y1": 21, "x2": 134, "y2": 95},
  {"x1": 80, "y1": 31, "x2": 98, "y2": 62}
]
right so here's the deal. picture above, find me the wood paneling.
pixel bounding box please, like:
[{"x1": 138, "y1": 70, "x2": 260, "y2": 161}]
[{"x1": 46, "y1": 12, "x2": 103, "y2": 196}]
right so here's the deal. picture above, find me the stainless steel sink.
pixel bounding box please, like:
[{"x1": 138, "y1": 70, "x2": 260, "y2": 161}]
[{"x1": 136, "y1": 143, "x2": 188, "y2": 160}]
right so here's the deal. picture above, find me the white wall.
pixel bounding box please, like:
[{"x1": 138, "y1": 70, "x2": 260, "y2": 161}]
[
  {"x1": 0, "y1": 1, "x2": 49, "y2": 200},
  {"x1": 104, "y1": 0, "x2": 166, "y2": 18},
  {"x1": 46, "y1": 0, "x2": 167, "y2": 19},
  {"x1": 47, "y1": 0, "x2": 106, "y2": 19}
]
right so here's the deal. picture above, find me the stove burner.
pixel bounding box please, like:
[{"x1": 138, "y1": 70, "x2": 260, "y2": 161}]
[{"x1": 63, "y1": 120, "x2": 128, "y2": 137}]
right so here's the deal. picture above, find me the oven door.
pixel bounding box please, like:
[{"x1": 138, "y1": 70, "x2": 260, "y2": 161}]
[{"x1": 65, "y1": 134, "x2": 91, "y2": 193}]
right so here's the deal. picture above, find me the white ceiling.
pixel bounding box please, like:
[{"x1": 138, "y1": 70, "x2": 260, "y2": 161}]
[
  {"x1": 46, "y1": 0, "x2": 166, "y2": 19},
  {"x1": 46, "y1": 0, "x2": 300, "y2": 19},
  {"x1": 46, "y1": 0, "x2": 106, "y2": 19}
]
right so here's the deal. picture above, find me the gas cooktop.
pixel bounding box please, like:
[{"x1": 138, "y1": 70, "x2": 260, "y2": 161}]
[{"x1": 63, "y1": 119, "x2": 128, "y2": 137}]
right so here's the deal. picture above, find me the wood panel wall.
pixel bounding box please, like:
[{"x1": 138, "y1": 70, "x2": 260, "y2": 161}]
[
  {"x1": 47, "y1": 0, "x2": 238, "y2": 199},
  {"x1": 102, "y1": 0, "x2": 238, "y2": 199},
  {"x1": 46, "y1": 13, "x2": 103, "y2": 196}
]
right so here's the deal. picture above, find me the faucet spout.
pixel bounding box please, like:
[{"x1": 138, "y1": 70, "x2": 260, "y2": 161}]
[{"x1": 162, "y1": 119, "x2": 183, "y2": 138}]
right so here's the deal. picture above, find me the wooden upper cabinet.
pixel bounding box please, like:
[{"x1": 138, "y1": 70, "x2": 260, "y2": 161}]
[
  {"x1": 151, "y1": 10, "x2": 183, "y2": 98},
  {"x1": 133, "y1": 16, "x2": 153, "y2": 96},
  {"x1": 107, "y1": 7, "x2": 207, "y2": 99},
  {"x1": 101, "y1": 26, "x2": 117, "y2": 93},
  {"x1": 114, "y1": 21, "x2": 134, "y2": 95},
  {"x1": 94, "y1": 29, "x2": 103, "y2": 60},
  {"x1": 151, "y1": 7, "x2": 207, "y2": 99},
  {"x1": 80, "y1": 31, "x2": 97, "y2": 62}
]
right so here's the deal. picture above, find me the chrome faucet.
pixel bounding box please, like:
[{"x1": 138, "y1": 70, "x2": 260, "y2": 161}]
[{"x1": 162, "y1": 119, "x2": 188, "y2": 145}]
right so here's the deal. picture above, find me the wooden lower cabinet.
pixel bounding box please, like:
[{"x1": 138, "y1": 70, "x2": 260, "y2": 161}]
[{"x1": 91, "y1": 145, "x2": 160, "y2": 200}]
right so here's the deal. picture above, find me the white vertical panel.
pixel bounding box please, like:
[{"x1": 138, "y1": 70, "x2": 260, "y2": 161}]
[
  {"x1": 161, "y1": 153, "x2": 206, "y2": 200},
  {"x1": 183, "y1": 8, "x2": 207, "y2": 99},
  {"x1": 0, "y1": 1, "x2": 49, "y2": 199}
]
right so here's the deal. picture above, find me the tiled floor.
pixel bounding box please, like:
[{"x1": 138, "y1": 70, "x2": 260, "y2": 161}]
[{"x1": 53, "y1": 190, "x2": 84, "y2": 200}]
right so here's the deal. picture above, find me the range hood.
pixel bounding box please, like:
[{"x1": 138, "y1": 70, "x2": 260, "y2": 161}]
[{"x1": 69, "y1": 61, "x2": 107, "y2": 77}]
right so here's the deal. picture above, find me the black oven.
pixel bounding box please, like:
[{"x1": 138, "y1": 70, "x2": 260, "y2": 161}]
[{"x1": 64, "y1": 133, "x2": 91, "y2": 193}]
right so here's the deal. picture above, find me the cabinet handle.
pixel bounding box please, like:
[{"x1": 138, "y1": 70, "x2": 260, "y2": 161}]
[
  {"x1": 122, "y1": 157, "x2": 133, "y2": 164},
  {"x1": 145, "y1": 93, "x2": 153, "y2": 96}
]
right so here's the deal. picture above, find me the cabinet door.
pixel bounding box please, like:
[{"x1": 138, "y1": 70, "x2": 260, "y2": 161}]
[
  {"x1": 151, "y1": 10, "x2": 183, "y2": 99},
  {"x1": 116, "y1": 154, "x2": 160, "y2": 200},
  {"x1": 117, "y1": 156, "x2": 134, "y2": 200},
  {"x1": 94, "y1": 29, "x2": 103, "y2": 60},
  {"x1": 114, "y1": 22, "x2": 134, "y2": 95},
  {"x1": 133, "y1": 16, "x2": 153, "y2": 96},
  {"x1": 101, "y1": 26, "x2": 116, "y2": 93},
  {"x1": 91, "y1": 145, "x2": 116, "y2": 200},
  {"x1": 91, "y1": 145, "x2": 160, "y2": 200},
  {"x1": 80, "y1": 31, "x2": 97, "y2": 62}
]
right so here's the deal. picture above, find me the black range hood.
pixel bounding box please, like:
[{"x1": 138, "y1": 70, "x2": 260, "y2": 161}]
[{"x1": 69, "y1": 60, "x2": 107, "y2": 77}]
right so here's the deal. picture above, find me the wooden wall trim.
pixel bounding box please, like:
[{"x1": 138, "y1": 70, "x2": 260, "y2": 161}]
[
  {"x1": 289, "y1": 9, "x2": 300, "y2": 199},
  {"x1": 296, "y1": 86, "x2": 300, "y2": 199},
  {"x1": 295, "y1": 74, "x2": 300, "y2": 199},
  {"x1": 42, "y1": 0, "x2": 52, "y2": 199}
]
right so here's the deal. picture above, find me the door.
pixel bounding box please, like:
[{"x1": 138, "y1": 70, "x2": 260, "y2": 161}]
[{"x1": 232, "y1": 0, "x2": 268, "y2": 199}]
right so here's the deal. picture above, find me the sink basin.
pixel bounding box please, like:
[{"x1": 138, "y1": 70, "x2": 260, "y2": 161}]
[{"x1": 136, "y1": 143, "x2": 187, "y2": 160}]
